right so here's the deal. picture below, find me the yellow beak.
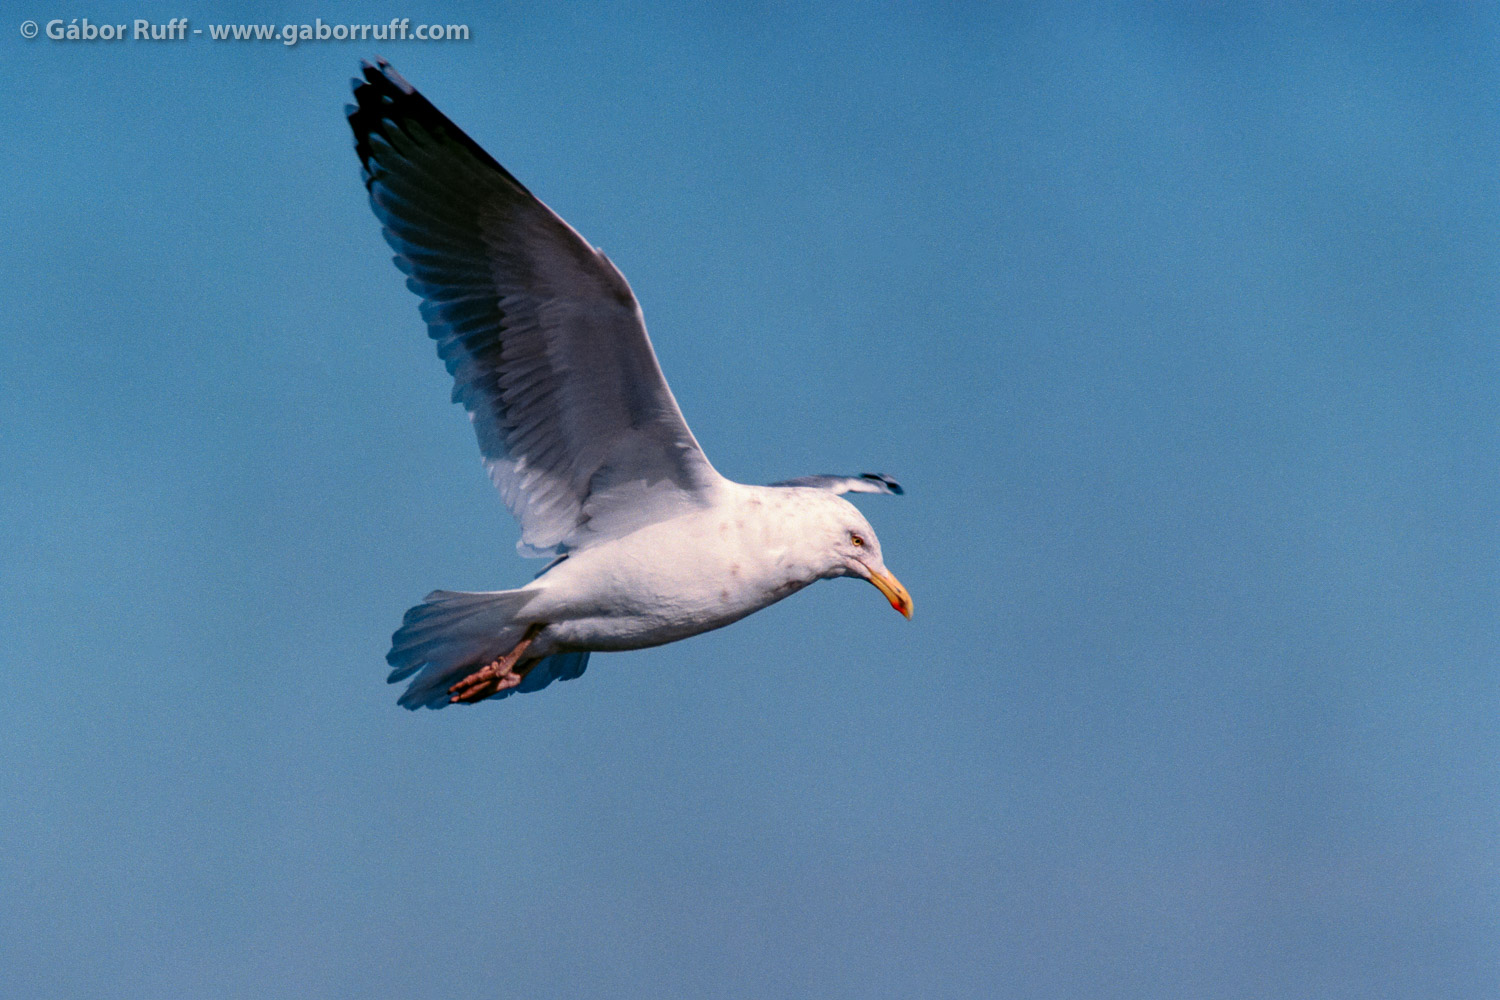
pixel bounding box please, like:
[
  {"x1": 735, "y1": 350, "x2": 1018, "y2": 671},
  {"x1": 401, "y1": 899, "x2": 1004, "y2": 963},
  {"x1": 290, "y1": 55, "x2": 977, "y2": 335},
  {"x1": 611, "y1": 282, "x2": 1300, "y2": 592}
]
[{"x1": 868, "y1": 568, "x2": 914, "y2": 619}]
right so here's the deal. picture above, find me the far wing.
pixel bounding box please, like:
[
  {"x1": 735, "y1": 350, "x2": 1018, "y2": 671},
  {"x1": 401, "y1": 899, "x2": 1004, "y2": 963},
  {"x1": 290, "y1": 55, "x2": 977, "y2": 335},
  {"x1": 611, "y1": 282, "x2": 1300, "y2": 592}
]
[
  {"x1": 768, "y1": 473, "x2": 904, "y2": 496},
  {"x1": 348, "y1": 60, "x2": 722, "y2": 557}
]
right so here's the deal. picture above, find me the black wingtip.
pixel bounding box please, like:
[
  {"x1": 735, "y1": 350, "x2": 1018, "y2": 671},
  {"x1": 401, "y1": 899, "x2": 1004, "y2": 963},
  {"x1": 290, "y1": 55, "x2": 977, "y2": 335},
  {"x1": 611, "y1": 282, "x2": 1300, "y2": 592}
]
[
  {"x1": 860, "y1": 472, "x2": 904, "y2": 495},
  {"x1": 346, "y1": 58, "x2": 414, "y2": 177},
  {"x1": 345, "y1": 58, "x2": 533, "y2": 197}
]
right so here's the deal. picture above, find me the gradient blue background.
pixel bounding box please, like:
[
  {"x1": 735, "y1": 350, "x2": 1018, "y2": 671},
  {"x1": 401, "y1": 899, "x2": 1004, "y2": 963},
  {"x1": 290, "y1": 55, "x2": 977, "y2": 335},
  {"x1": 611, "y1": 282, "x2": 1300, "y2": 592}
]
[{"x1": 3, "y1": 4, "x2": 1496, "y2": 997}]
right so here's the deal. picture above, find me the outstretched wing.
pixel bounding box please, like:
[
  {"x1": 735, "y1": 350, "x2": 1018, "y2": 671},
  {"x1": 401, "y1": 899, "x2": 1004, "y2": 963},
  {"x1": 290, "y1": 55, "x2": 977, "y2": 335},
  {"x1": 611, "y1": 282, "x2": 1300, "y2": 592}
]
[
  {"x1": 348, "y1": 59, "x2": 723, "y2": 558},
  {"x1": 768, "y1": 473, "x2": 904, "y2": 496}
]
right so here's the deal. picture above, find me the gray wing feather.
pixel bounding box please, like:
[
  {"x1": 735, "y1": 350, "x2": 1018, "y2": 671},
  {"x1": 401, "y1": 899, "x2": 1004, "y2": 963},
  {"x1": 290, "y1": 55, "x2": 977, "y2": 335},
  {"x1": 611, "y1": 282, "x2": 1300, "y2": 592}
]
[
  {"x1": 768, "y1": 473, "x2": 904, "y2": 496},
  {"x1": 348, "y1": 60, "x2": 721, "y2": 558}
]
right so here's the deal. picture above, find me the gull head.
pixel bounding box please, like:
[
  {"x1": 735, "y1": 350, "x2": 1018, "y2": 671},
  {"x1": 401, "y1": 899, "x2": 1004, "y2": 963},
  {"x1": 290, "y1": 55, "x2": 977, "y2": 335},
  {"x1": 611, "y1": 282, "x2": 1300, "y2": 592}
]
[{"x1": 808, "y1": 496, "x2": 913, "y2": 619}]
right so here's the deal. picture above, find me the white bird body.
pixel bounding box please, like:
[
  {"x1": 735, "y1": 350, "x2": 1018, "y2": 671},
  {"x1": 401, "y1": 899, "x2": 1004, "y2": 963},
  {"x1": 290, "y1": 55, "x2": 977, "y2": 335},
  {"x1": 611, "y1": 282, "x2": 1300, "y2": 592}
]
[
  {"x1": 527, "y1": 485, "x2": 865, "y2": 654},
  {"x1": 347, "y1": 60, "x2": 910, "y2": 709}
]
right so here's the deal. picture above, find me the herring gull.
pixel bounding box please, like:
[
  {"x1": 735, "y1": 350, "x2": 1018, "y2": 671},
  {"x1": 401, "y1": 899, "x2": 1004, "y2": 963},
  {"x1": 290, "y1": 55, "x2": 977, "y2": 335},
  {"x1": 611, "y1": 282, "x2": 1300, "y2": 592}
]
[{"x1": 347, "y1": 59, "x2": 911, "y2": 709}]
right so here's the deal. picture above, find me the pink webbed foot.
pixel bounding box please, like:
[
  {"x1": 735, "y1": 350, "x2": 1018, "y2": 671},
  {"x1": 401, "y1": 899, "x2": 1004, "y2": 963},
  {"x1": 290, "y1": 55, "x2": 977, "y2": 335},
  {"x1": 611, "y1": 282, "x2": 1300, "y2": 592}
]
[{"x1": 448, "y1": 624, "x2": 544, "y2": 704}]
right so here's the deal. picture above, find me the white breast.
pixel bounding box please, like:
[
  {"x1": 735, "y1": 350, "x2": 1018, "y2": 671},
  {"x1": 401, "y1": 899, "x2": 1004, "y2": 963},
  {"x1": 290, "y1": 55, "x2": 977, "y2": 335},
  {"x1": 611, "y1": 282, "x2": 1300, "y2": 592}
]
[{"x1": 525, "y1": 486, "x2": 831, "y2": 652}]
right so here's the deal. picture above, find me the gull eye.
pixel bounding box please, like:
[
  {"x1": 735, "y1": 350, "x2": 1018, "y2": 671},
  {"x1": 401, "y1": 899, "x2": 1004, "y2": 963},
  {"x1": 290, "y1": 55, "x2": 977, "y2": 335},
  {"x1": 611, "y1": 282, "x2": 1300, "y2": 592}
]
[{"x1": 850, "y1": 533, "x2": 865, "y2": 548}]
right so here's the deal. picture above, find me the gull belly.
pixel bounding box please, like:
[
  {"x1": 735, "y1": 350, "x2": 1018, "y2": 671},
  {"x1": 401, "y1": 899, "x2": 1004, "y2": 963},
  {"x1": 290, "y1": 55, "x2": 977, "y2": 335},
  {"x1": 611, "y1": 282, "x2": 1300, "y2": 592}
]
[{"x1": 528, "y1": 488, "x2": 820, "y2": 653}]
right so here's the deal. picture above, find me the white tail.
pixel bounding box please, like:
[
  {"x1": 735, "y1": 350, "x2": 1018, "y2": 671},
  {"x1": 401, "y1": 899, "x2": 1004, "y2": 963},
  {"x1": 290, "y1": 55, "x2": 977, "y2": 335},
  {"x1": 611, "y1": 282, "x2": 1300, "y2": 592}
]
[
  {"x1": 385, "y1": 589, "x2": 592, "y2": 710},
  {"x1": 386, "y1": 589, "x2": 538, "y2": 709}
]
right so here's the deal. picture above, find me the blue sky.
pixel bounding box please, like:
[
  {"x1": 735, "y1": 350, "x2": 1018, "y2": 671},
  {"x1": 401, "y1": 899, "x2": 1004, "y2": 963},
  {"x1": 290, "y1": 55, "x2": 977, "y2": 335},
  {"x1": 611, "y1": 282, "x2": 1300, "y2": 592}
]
[{"x1": 2, "y1": 4, "x2": 1496, "y2": 997}]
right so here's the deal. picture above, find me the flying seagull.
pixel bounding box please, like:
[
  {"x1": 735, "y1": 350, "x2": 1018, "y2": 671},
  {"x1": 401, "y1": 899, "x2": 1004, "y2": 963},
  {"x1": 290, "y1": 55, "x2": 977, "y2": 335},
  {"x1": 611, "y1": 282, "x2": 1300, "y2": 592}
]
[{"x1": 347, "y1": 59, "x2": 911, "y2": 709}]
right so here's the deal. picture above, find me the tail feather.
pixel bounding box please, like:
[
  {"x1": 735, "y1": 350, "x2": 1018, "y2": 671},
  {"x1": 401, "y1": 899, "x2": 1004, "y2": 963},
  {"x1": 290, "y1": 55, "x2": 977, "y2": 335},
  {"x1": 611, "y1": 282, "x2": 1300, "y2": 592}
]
[
  {"x1": 386, "y1": 589, "x2": 540, "y2": 709},
  {"x1": 516, "y1": 650, "x2": 591, "y2": 694}
]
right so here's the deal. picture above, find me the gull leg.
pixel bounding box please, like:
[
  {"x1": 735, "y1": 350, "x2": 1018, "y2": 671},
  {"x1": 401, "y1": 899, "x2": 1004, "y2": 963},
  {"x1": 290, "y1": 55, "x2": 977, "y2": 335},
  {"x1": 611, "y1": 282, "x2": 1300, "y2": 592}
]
[{"x1": 449, "y1": 623, "x2": 546, "y2": 704}]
